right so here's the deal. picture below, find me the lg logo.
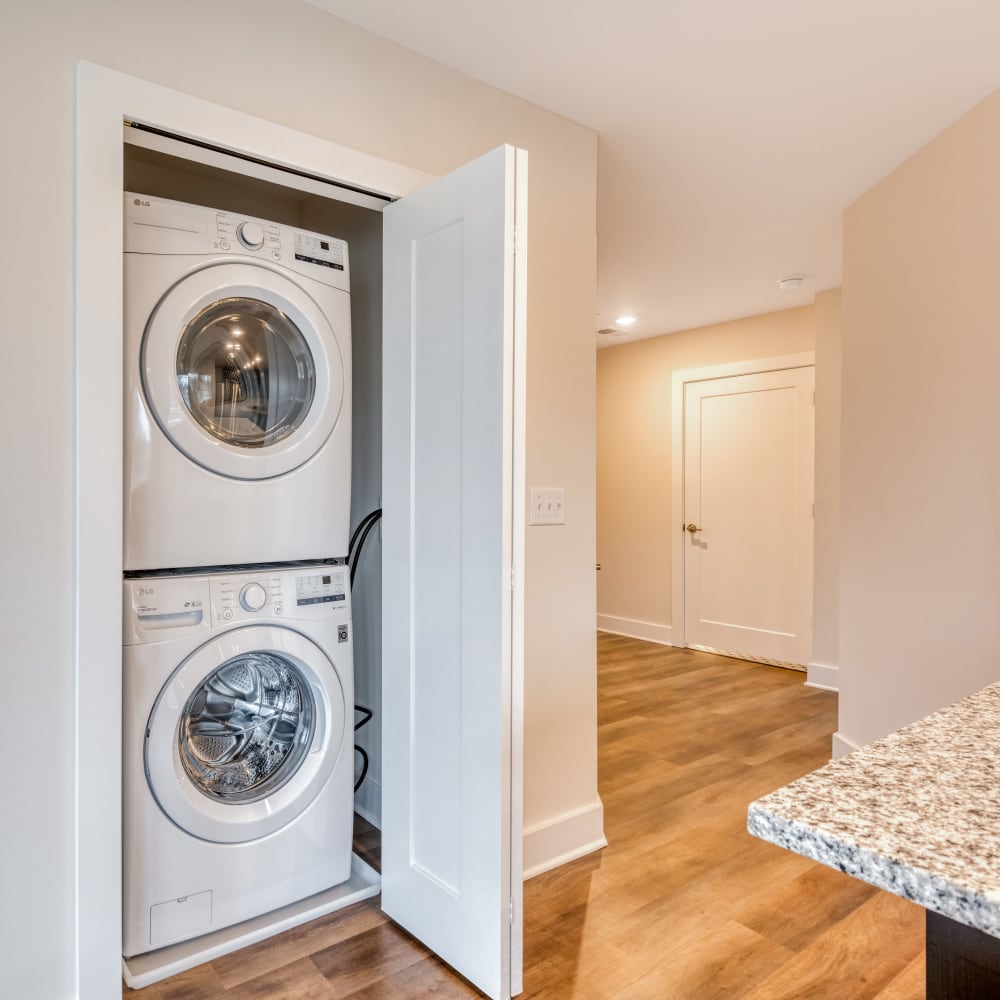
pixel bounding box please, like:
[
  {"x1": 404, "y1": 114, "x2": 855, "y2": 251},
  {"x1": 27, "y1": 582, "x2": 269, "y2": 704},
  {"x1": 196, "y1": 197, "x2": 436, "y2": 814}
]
[{"x1": 133, "y1": 198, "x2": 150, "y2": 207}]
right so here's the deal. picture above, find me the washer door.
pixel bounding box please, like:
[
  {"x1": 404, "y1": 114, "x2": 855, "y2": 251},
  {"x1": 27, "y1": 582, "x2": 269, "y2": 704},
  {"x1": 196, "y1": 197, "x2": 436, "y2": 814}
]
[
  {"x1": 145, "y1": 626, "x2": 346, "y2": 843},
  {"x1": 141, "y1": 262, "x2": 345, "y2": 480}
]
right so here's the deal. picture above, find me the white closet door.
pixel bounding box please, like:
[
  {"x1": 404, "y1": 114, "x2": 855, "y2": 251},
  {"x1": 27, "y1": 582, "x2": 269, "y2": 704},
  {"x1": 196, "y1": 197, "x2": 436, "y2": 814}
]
[{"x1": 381, "y1": 144, "x2": 526, "y2": 1000}]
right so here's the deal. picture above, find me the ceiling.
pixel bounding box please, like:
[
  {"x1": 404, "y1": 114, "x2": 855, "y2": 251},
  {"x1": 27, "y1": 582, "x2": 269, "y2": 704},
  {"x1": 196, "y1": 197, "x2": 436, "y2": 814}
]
[{"x1": 303, "y1": 0, "x2": 1000, "y2": 345}]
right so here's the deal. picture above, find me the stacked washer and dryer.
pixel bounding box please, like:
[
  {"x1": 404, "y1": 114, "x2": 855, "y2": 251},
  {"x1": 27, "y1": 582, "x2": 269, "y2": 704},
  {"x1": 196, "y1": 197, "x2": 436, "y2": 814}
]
[{"x1": 121, "y1": 193, "x2": 357, "y2": 969}]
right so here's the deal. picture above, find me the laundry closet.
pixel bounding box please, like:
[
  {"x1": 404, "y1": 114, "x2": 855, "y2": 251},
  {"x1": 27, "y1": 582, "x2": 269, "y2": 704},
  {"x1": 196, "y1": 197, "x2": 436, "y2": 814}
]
[
  {"x1": 115, "y1": 117, "x2": 525, "y2": 1000},
  {"x1": 122, "y1": 126, "x2": 388, "y2": 818}
]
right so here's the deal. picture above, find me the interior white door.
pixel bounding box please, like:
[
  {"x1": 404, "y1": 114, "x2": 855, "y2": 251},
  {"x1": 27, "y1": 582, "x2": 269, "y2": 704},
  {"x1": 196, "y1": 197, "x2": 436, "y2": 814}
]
[
  {"x1": 683, "y1": 366, "x2": 814, "y2": 665},
  {"x1": 381, "y1": 144, "x2": 526, "y2": 1000}
]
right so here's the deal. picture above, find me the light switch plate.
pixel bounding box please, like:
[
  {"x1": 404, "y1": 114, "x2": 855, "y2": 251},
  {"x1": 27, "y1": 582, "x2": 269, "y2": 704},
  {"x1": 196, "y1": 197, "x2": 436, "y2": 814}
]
[{"x1": 529, "y1": 487, "x2": 566, "y2": 525}]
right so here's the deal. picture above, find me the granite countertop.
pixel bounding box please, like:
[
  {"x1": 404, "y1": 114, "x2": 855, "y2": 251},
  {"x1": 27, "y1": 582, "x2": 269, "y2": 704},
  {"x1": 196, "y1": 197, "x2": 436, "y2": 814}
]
[{"x1": 748, "y1": 682, "x2": 1000, "y2": 938}]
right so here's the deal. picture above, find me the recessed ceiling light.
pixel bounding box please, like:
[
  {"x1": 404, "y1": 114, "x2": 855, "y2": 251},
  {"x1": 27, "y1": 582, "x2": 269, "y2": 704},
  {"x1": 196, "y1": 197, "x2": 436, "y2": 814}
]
[
  {"x1": 615, "y1": 315, "x2": 638, "y2": 327},
  {"x1": 777, "y1": 276, "x2": 803, "y2": 291}
]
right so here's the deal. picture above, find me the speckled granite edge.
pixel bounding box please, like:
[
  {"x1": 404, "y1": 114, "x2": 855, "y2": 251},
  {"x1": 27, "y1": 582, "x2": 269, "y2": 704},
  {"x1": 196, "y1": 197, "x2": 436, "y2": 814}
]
[
  {"x1": 748, "y1": 803, "x2": 1000, "y2": 938},
  {"x1": 746, "y1": 680, "x2": 1000, "y2": 940}
]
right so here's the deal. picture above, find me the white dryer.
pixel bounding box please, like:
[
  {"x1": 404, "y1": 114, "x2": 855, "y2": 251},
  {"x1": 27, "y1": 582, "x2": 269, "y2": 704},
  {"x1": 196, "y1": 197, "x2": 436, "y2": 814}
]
[
  {"x1": 123, "y1": 193, "x2": 352, "y2": 571},
  {"x1": 123, "y1": 564, "x2": 354, "y2": 958}
]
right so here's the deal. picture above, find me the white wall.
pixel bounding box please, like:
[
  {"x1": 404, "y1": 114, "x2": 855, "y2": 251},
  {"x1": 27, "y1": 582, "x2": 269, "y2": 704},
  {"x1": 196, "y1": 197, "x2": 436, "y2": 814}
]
[
  {"x1": 0, "y1": 3, "x2": 598, "y2": 997},
  {"x1": 839, "y1": 86, "x2": 1000, "y2": 750}
]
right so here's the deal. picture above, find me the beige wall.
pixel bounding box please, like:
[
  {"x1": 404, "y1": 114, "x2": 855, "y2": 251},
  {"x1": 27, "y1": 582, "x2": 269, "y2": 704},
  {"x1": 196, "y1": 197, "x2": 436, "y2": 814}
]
[
  {"x1": 839, "y1": 86, "x2": 1000, "y2": 750},
  {"x1": 811, "y1": 289, "x2": 843, "y2": 686},
  {"x1": 596, "y1": 307, "x2": 815, "y2": 639},
  {"x1": 0, "y1": 3, "x2": 598, "y2": 996}
]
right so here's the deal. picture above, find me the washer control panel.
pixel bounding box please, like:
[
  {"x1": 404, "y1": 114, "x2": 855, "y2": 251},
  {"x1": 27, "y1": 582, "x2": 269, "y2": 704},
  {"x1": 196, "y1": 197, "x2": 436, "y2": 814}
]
[
  {"x1": 209, "y1": 566, "x2": 349, "y2": 625},
  {"x1": 295, "y1": 570, "x2": 347, "y2": 606},
  {"x1": 124, "y1": 564, "x2": 350, "y2": 644},
  {"x1": 212, "y1": 571, "x2": 287, "y2": 624}
]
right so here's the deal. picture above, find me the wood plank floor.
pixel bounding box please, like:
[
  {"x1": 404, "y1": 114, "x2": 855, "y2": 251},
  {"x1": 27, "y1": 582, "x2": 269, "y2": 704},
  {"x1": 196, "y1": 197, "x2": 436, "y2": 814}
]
[{"x1": 129, "y1": 633, "x2": 925, "y2": 998}]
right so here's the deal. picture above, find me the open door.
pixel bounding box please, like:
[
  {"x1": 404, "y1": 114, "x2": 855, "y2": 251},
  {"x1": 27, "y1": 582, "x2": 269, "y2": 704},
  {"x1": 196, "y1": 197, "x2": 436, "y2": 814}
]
[{"x1": 381, "y1": 145, "x2": 526, "y2": 998}]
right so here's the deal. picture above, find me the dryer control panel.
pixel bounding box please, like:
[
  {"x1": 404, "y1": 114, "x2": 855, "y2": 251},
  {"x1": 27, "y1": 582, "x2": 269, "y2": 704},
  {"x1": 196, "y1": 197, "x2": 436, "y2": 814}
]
[{"x1": 123, "y1": 192, "x2": 351, "y2": 294}]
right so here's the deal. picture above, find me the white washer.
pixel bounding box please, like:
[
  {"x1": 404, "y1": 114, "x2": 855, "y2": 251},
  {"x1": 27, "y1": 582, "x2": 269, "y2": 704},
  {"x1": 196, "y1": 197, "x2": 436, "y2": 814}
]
[
  {"x1": 123, "y1": 564, "x2": 354, "y2": 958},
  {"x1": 123, "y1": 193, "x2": 352, "y2": 571}
]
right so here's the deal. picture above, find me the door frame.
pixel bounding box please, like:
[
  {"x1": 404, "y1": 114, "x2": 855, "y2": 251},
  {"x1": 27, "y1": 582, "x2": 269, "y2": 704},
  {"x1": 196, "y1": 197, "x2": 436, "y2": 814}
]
[
  {"x1": 670, "y1": 352, "x2": 815, "y2": 648},
  {"x1": 75, "y1": 61, "x2": 432, "y2": 1000}
]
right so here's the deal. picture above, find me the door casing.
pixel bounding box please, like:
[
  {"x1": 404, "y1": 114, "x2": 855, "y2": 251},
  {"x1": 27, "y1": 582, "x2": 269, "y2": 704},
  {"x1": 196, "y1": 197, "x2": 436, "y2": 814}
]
[{"x1": 76, "y1": 61, "x2": 432, "y2": 1000}]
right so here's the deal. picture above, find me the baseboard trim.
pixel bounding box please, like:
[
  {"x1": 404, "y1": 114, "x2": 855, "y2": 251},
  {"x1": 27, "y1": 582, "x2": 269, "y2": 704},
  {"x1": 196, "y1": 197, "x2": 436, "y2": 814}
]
[
  {"x1": 832, "y1": 731, "x2": 861, "y2": 759},
  {"x1": 354, "y1": 776, "x2": 381, "y2": 830},
  {"x1": 596, "y1": 615, "x2": 673, "y2": 646},
  {"x1": 356, "y1": 784, "x2": 608, "y2": 878},
  {"x1": 806, "y1": 661, "x2": 839, "y2": 692},
  {"x1": 523, "y1": 799, "x2": 607, "y2": 879}
]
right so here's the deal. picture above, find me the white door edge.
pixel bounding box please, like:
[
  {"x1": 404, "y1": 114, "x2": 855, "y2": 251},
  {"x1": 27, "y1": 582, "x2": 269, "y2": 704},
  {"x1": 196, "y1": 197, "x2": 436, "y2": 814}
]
[
  {"x1": 508, "y1": 146, "x2": 528, "y2": 998},
  {"x1": 669, "y1": 352, "x2": 815, "y2": 649}
]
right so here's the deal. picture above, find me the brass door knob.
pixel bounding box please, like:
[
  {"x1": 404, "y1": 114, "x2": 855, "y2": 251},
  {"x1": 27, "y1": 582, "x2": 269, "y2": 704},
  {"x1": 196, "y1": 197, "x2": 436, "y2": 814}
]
[{"x1": 685, "y1": 523, "x2": 702, "y2": 533}]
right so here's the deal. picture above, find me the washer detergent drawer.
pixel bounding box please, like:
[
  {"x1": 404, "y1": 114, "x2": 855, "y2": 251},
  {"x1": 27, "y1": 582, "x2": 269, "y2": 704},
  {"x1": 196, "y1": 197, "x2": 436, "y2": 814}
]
[{"x1": 150, "y1": 890, "x2": 213, "y2": 948}]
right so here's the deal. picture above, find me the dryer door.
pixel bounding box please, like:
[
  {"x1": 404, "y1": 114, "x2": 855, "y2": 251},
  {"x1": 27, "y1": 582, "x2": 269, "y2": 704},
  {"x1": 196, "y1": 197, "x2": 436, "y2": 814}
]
[
  {"x1": 141, "y1": 262, "x2": 346, "y2": 480},
  {"x1": 145, "y1": 625, "x2": 347, "y2": 843}
]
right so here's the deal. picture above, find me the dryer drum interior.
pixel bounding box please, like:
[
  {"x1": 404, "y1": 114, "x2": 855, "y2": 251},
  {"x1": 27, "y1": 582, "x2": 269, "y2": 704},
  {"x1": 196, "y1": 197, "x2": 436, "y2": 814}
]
[
  {"x1": 176, "y1": 296, "x2": 316, "y2": 449},
  {"x1": 178, "y1": 652, "x2": 316, "y2": 804}
]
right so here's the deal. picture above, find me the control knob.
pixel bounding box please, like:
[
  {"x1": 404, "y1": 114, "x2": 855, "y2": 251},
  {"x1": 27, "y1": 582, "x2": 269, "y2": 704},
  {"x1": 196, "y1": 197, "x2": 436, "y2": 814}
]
[
  {"x1": 237, "y1": 221, "x2": 265, "y2": 250},
  {"x1": 239, "y1": 582, "x2": 268, "y2": 612}
]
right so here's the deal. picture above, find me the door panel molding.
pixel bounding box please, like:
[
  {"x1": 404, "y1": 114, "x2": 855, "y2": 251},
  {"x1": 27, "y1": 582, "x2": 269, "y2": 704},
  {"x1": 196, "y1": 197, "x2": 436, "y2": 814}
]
[
  {"x1": 670, "y1": 353, "x2": 814, "y2": 650},
  {"x1": 381, "y1": 144, "x2": 525, "y2": 1000}
]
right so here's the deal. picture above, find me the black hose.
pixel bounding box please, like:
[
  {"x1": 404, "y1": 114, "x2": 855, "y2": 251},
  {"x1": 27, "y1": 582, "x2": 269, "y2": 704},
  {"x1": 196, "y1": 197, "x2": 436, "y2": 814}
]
[
  {"x1": 350, "y1": 514, "x2": 381, "y2": 587},
  {"x1": 353, "y1": 744, "x2": 369, "y2": 792},
  {"x1": 348, "y1": 508, "x2": 382, "y2": 564}
]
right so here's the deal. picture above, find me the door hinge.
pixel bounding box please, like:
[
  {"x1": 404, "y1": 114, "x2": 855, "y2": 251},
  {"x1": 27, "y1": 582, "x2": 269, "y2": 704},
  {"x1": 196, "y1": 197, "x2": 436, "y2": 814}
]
[
  {"x1": 509, "y1": 898, "x2": 514, "y2": 925},
  {"x1": 509, "y1": 565, "x2": 515, "y2": 592},
  {"x1": 513, "y1": 226, "x2": 522, "y2": 256}
]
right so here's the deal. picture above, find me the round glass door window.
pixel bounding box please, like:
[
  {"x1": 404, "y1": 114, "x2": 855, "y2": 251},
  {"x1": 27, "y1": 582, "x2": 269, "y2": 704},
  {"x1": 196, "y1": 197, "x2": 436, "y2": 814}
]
[
  {"x1": 178, "y1": 652, "x2": 315, "y2": 803},
  {"x1": 176, "y1": 297, "x2": 316, "y2": 449}
]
